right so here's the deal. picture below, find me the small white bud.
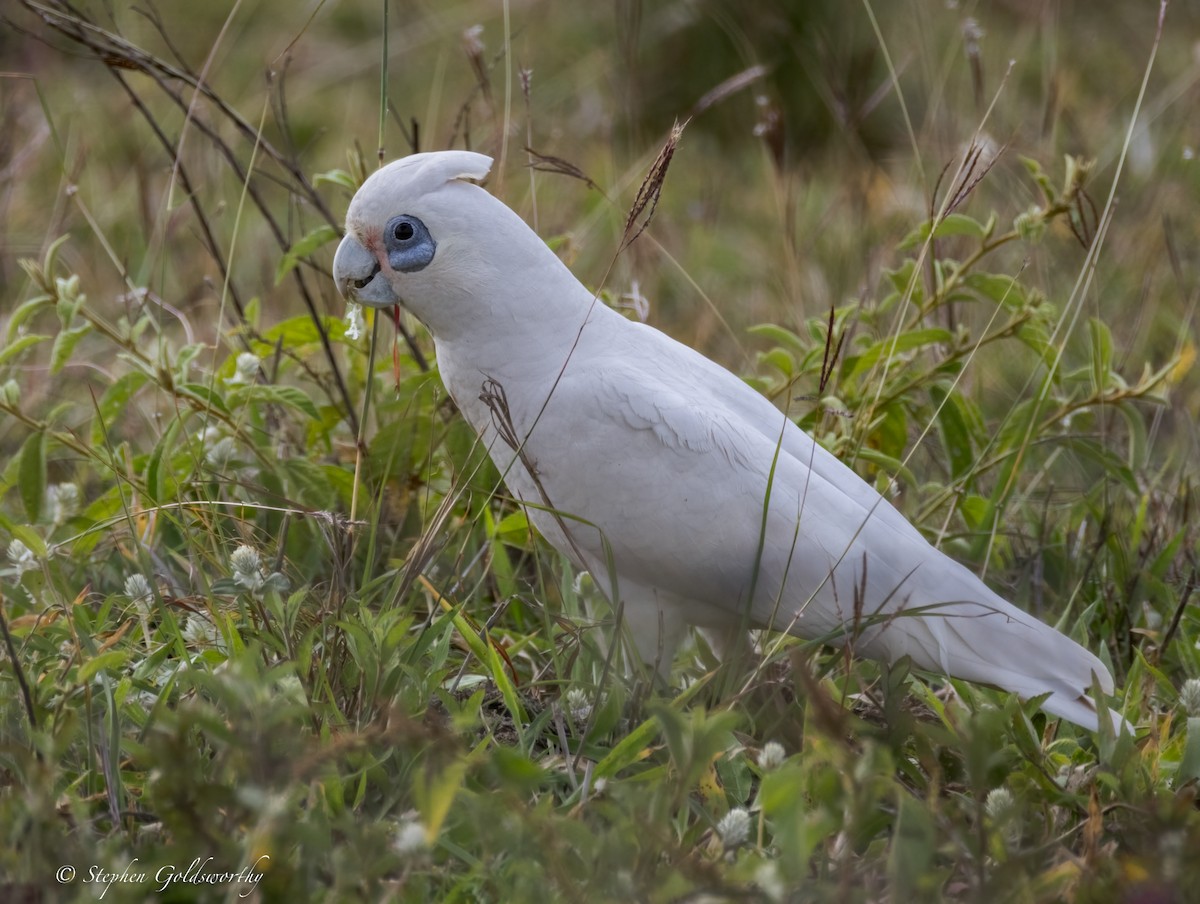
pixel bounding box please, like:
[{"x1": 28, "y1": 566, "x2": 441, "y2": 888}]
[
  {"x1": 985, "y1": 786, "x2": 1021, "y2": 846},
  {"x1": 230, "y1": 544, "x2": 265, "y2": 591},
  {"x1": 226, "y1": 352, "x2": 260, "y2": 385},
  {"x1": 757, "y1": 741, "x2": 786, "y2": 771},
  {"x1": 124, "y1": 573, "x2": 153, "y2": 604},
  {"x1": 985, "y1": 786, "x2": 1016, "y2": 822},
  {"x1": 1180, "y1": 678, "x2": 1200, "y2": 718},
  {"x1": 182, "y1": 615, "x2": 224, "y2": 650},
  {"x1": 716, "y1": 807, "x2": 751, "y2": 847},
  {"x1": 565, "y1": 687, "x2": 593, "y2": 722},
  {"x1": 46, "y1": 483, "x2": 80, "y2": 526},
  {"x1": 205, "y1": 436, "x2": 238, "y2": 468},
  {"x1": 392, "y1": 816, "x2": 428, "y2": 855},
  {"x1": 6, "y1": 538, "x2": 37, "y2": 575}
]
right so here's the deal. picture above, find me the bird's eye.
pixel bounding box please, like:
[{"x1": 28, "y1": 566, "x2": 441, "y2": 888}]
[{"x1": 383, "y1": 214, "x2": 435, "y2": 272}]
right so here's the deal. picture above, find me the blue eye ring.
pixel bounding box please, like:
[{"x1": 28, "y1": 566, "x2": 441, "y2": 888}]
[{"x1": 384, "y1": 215, "x2": 436, "y2": 273}]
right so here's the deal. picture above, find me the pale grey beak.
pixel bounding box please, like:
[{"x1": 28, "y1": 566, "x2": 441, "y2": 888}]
[{"x1": 332, "y1": 235, "x2": 400, "y2": 308}]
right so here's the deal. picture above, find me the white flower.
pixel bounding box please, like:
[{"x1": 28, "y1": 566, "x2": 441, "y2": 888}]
[
  {"x1": 985, "y1": 786, "x2": 1021, "y2": 846},
  {"x1": 345, "y1": 303, "x2": 365, "y2": 341},
  {"x1": 7, "y1": 538, "x2": 36, "y2": 575},
  {"x1": 226, "y1": 352, "x2": 260, "y2": 385},
  {"x1": 985, "y1": 786, "x2": 1016, "y2": 821},
  {"x1": 205, "y1": 436, "x2": 239, "y2": 468},
  {"x1": 393, "y1": 816, "x2": 428, "y2": 855},
  {"x1": 716, "y1": 807, "x2": 751, "y2": 847},
  {"x1": 1180, "y1": 678, "x2": 1200, "y2": 718},
  {"x1": 757, "y1": 741, "x2": 786, "y2": 771},
  {"x1": 566, "y1": 687, "x2": 593, "y2": 723},
  {"x1": 55, "y1": 274, "x2": 81, "y2": 302},
  {"x1": 124, "y1": 573, "x2": 155, "y2": 649},
  {"x1": 47, "y1": 483, "x2": 80, "y2": 526},
  {"x1": 182, "y1": 615, "x2": 225, "y2": 651},
  {"x1": 754, "y1": 861, "x2": 786, "y2": 902},
  {"x1": 124, "y1": 573, "x2": 153, "y2": 604},
  {"x1": 230, "y1": 545, "x2": 265, "y2": 591}
]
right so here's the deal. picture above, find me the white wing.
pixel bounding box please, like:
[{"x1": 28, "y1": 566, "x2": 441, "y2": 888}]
[{"x1": 509, "y1": 315, "x2": 1120, "y2": 731}]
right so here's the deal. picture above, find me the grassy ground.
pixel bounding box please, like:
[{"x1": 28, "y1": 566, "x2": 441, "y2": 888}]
[{"x1": 2, "y1": 1, "x2": 1199, "y2": 900}]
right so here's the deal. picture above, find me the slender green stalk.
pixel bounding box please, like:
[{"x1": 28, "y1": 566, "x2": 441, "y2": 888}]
[{"x1": 350, "y1": 310, "x2": 382, "y2": 525}]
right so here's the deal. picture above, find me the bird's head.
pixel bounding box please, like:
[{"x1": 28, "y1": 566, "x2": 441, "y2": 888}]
[
  {"x1": 334, "y1": 150, "x2": 593, "y2": 343},
  {"x1": 333, "y1": 150, "x2": 500, "y2": 332}
]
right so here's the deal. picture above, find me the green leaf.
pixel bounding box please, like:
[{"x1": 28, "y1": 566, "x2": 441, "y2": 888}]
[
  {"x1": 888, "y1": 792, "x2": 937, "y2": 897},
  {"x1": 50, "y1": 324, "x2": 91, "y2": 374},
  {"x1": 145, "y1": 417, "x2": 183, "y2": 503},
  {"x1": 964, "y1": 272, "x2": 1026, "y2": 309},
  {"x1": 758, "y1": 347, "x2": 795, "y2": 378},
  {"x1": 0, "y1": 333, "x2": 52, "y2": 365},
  {"x1": 91, "y1": 371, "x2": 149, "y2": 445},
  {"x1": 1021, "y1": 155, "x2": 1056, "y2": 203},
  {"x1": 18, "y1": 430, "x2": 47, "y2": 522},
  {"x1": 78, "y1": 650, "x2": 131, "y2": 684},
  {"x1": 313, "y1": 169, "x2": 357, "y2": 191},
  {"x1": 230, "y1": 383, "x2": 319, "y2": 420},
  {"x1": 1089, "y1": 317, "x2": 1113, "y2": 393},
  {"x1": 593, "y1": 676, "x2": 714, "y2": 780},
  {"x1": 930, "y1": 386, "x2": 975, "y2": 481},
  {"x1": 1117, "y1": 400, "x2": 1148, "y2": 469},
  {"x1": 593, "y1": 713, "x2": 661, "y2": 780},
  {"x1": 275, "y1": 224, "x2": 339, "y2": 285},
  {"x1": 849, "y1": 328, "x2": 952, "y2": 377},
  {"x1": 0, "y1": 513, "x2": 48, "y2": 558},
  {"x1": 262, "y1": 314, "x2": 345, "y2": 347},
  {"x1": 1181, "y1": 716, "x2": 1200, "y2": 785},
  {"x1": 1061, "y1": 436, "x2": 1137, "y2": 493},
  {"x1": 177, "y1": 382, "x2": 231, "y2": 414},
  {"x1": 898, "y1": 213, "x2": 988, "y2": 251},
  {"x1": 959, "y1": 494, "x2": 988, "y2": 530},
  {"x1": 747, "y1": 323, "x2": 808, "y2": 355},
  {"x1": 5, "y1": 296, "x2": 55, "y2": 342},
  {"x1": 414, "y1": 758, "x2": 469, "y2": 845}
]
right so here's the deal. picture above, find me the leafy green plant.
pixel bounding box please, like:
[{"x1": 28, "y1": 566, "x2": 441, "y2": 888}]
[{"x1": 1, "y1": 1, "x2": 1198, "y2": 901}]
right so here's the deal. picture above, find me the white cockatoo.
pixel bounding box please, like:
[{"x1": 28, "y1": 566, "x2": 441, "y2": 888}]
[{"x1": 332, "y1": 150, "x2": 1126, "y2": 733}]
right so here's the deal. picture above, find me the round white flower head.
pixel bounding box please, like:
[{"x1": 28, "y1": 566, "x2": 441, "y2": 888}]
[
  {"x1": 565, "y1": 687, "x2": 593, "y2": 723},
  {"x1": 230, "y1": 545, "x2": 265, "y2": 592},
  {"x1": 716, "y1": 807, "x2": 751, "y2": 847},
  {"x1": 205, "y1": 436, "x2": 239, "y2": 468},
  {"x1": 47, "y1": 483, "x2": 80, "y2": 526},
  {"x1": 124, "y1": 573, "x2": 153, "y2": 604},
  {"x1": 1180, "y1": 678, "x2": 1200, "y2": 718},
  {"x1": 393, "y1": 817, "x2": 428, "y2": 855},
  {"x1": 985, "y1": 786, "x2": 1016, "y2": 822},
  {"x1": 227, "y1": 352, "x2": 261, "y2": 385},
  {"x1": 757, "y1": 741, "x2": 786, "y2": 771},
  {"x1": 7, "y1": 538, "x2": 36, "y2": 575}
]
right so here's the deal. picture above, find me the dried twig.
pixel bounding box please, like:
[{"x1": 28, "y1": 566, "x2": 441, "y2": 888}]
[{"x1": 523, "y1": 147, "x2": 601, "y2": 193}]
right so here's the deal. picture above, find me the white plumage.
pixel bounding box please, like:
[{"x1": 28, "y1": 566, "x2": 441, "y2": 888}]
[{"x1": 332, "y1": 150, "x2": 1126, "y2": 733}]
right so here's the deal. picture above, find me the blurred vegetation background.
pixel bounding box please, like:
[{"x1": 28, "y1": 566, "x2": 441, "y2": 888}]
[{"x1": 2, "y1": 0, "x2": 1200, "y2": 900}]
